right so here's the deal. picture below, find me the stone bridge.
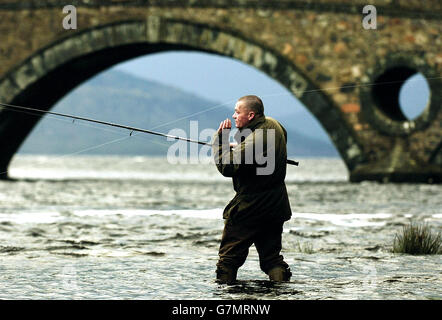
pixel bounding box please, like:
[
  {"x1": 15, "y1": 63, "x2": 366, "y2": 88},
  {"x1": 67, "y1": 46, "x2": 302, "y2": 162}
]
[{"x1": 0, "y1": 0, "x2": 441, "y2": 182}]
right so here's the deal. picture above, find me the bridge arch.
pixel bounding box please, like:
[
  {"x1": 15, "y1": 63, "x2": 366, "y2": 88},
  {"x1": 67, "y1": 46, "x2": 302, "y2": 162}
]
[{"x1": 0, "y1": 17, "x2": 364, "y2": 178}]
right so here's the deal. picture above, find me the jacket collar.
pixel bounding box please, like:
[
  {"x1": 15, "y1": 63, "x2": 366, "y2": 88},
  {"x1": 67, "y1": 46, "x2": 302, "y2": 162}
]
[
  {"x1": 234, "y1": 115, "x2": 266, "y2": 143},
  {"x1": 241, "y1": 115, "x2": 266, "y2": 132}
]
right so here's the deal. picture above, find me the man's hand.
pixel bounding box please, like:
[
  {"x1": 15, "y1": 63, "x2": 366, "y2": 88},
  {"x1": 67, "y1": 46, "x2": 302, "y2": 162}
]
[{"x1": 217, "y1": 118, "x2": 232, "y2": 134}]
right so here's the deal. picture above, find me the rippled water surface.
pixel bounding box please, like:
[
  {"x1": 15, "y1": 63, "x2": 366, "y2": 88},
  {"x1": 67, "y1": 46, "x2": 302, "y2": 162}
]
[{"x1": 0, "y1": 155, "x2": 441, "y2": 299}]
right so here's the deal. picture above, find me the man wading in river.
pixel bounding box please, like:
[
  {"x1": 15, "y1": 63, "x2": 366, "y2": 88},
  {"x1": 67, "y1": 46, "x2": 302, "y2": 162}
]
[{"x1": 212, "y1": 95, "x2": 292, "y2": 284}]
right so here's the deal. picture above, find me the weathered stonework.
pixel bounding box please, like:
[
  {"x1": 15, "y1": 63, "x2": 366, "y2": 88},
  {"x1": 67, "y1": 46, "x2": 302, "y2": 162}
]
[{"x1": 0, "y1": 0, "x2": 441, "y2": 182}]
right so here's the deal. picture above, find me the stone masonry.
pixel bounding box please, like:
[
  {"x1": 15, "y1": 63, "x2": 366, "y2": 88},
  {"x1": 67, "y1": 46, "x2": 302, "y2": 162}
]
[{"x1": 0, "y1": 0, "x2": 441, "y2": 182}]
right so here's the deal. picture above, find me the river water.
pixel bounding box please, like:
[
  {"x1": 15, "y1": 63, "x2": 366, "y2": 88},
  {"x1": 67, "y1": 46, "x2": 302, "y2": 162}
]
[{"x1": 0, "y1": 155, "x2": 440, "y2": 299}]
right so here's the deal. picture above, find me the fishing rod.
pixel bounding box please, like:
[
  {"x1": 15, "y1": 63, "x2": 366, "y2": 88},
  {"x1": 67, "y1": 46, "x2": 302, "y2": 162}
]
[{"x1": 0, "y1": 102, "x2": 299, "y2": 166}]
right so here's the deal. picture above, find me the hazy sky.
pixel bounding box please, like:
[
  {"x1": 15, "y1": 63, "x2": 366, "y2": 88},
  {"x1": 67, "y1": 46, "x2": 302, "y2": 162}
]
[{"x1": 114, "y1": 51, "x2": 430, "y2": 125}]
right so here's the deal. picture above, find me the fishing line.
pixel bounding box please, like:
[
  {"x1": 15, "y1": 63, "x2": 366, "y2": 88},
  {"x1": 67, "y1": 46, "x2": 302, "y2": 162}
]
[
  {"x1": 55, "y1": 133, "x2": 172, "y2": 159},
  {"x1": 0, "y1": 101, "x2": 300, "y2": 169},
  {"x1": 2, "y1": 105, "x2": 132, "y2": 137},
  {"x1": 257, "y1": 74, "x2": 440, "y2": 100},
  {"x1": 0, "y1": 103, "x2": 188, "y2": 164},
  {"x1": 133, "y1": 74, "x2": 439, "y2": 133},
  {"x1": 1, "y1": 103, "x2": 175, "y2": 153},
  {"x1": 0, "y1": 102, "x2": 202, "y2": 161},
  {"x1": 148, "y1": 100, "x2": 236, "y2": 131},
  {"x1": 0, "y1": 105, "x2": 186, "y2": 176},
  {"x1": 56, "y1": 73, "x2": 442, "y2": 155},
  {"x1": 56, "y1": 72, "x2": 439, "y2": 156},
  {"x1": 0, "y1": 101, "x2": 208, "y2": 145},
  {"x1": 0, "y1": 73, "x2": 439, "y2": 172}
]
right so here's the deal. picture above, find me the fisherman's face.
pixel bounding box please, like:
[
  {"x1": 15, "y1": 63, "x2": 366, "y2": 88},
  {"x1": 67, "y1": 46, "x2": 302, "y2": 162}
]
[{"x1": 232, "y1": 102, "x2": 255, "y2": 129}]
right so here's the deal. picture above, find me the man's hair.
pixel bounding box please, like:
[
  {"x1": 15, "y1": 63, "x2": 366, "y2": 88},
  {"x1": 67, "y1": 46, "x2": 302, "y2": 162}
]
[{"x1": 238, "y1": 95, "x2": 264, "y2": 116}]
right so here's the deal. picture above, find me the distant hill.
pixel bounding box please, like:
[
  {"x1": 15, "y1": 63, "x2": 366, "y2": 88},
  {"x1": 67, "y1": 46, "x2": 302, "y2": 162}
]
[{"x1": 18, "y1": 70, "x2": 338, "y2": 157}]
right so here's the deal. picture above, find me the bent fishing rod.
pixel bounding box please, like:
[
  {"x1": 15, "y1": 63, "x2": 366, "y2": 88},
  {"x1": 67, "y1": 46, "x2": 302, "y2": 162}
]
[{"x1": 0, "y1": 102, "x2": 299, "y2": 166}]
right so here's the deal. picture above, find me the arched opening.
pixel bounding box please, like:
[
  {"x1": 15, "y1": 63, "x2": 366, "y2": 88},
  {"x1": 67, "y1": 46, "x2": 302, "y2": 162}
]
[
  {"x1": 115, "y1": 51, "x2": 338, "y2": 156},
  {"x1": 0, "y1": 19, "x2": 363, "y2": 179},
  {"x1": 399, "y1": 73, "x2": 430, "y2": 120},
  {"x1": 372, "y1": 66, "x2": 415, "y2": 121},
  {"x1": 372, "y1": 67, "x2": 430, "y2": 122},
  {"x1": 16, "y1": 51, "x2": 339, "y2": 160}
]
